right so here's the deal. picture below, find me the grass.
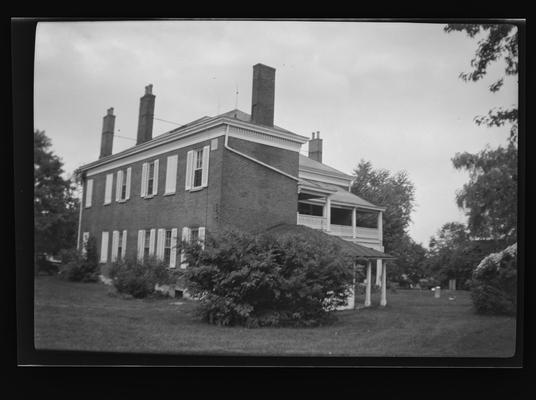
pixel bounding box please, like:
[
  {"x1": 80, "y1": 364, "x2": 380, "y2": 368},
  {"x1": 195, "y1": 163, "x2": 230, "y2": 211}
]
[{"x1": 34, "y1": 276, "x2": 516, "y2": 357}]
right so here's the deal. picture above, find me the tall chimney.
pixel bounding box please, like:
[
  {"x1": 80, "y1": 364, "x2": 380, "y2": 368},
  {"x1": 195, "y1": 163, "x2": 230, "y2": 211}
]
[
  {"x1": 308, "y1": 131, "x2": 323, "y2": 163},
  {"x1": 251, "y1": 63, "x2": 275, "y2": 127},
  {"x1": 99, "y1": 107, "x2": 115, "y2": 158},
  {"x1": 136, "y1": 84, "x2": 155, "y2": 145}
]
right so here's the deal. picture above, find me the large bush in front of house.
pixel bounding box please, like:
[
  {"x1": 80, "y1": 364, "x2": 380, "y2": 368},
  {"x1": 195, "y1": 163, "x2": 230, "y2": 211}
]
[
  {"x1": 58, "y1": 236, "x2": 100, "y2": 282},
  {"x1": 470, "y1": 243, "x2": 517, "y2": 316},
  {"x1": 183, "y1": 229, "x2": 354, "y2": 328},
  {"x1": 109, "y1": 257, "x2": 178, "y2": 298}
]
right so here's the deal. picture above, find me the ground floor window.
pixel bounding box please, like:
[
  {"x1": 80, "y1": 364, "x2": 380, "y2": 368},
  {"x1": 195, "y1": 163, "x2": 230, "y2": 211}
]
[
  {"x1": 164, "y1": 229, "x2": 172, "y2": 265},
  {"x1": 144, "y1": 229, "x2": 151, "y2": 260}
]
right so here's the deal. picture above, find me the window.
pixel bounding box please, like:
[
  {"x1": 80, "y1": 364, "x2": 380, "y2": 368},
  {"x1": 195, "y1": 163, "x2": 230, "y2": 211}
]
[
  {"x1": 190, "y1": 227, "x2": 199, "y2": 243},
  {"x1": 193, "y1": 149, "x2": 203, "y2": 188},
  {"x1": 164, "y1": 230, "x2": 172, "y2": 265},
  {"x1": 185, "y1": 146, "x2": 210, "y2": 191},
  {"x1": 117, "y1": 231, "x2": 123, "y2": 260},
  {"x1": 144, "y1": 229, "x2": 151, "y2": 260},
  {"x1": 121, "y1": 176, "x2": 127, "y2": 199},
  {"x1": 141, "y1": 160, "x2": 159, "y2": 197},
  {"x1": 115, "y1": 168, "x2": 131, "y2": 202},
  {"x1": 298, "y1": 202, "x2": 324, "y2": 216},
  {"x1": 82, "y1": 232, "x2": 89, "y2": 255}
]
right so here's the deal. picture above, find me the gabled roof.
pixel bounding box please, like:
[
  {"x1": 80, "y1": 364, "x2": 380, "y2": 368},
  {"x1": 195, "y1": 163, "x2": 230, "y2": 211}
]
[
  {"x1": 299, "y1": 154, "x2": 353, "y2": 181},
  {"x1": 265, "y1": 224, "x2": 395, "y2": 260}
]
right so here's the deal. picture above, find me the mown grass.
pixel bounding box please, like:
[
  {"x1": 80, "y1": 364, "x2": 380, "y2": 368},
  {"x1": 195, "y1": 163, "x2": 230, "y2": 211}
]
[{"x1": 34, "y1": 276, "x2": 516, "y2": 357}]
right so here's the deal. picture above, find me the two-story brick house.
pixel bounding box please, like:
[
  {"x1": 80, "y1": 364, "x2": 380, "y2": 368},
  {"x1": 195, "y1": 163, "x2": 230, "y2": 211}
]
[{"x1": 75, "y1": 63, "x2": 393, "y2": 307}]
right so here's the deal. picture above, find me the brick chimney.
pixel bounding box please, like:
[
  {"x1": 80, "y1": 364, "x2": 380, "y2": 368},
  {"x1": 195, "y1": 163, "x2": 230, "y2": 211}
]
[
  {"x1": 251, "y1": 63, "x2": 275, "y2": 127},
  {"x1": 99, "y1": 107, "x2": 115, "y2": 158},
  {"x1": 136, "y1": 84, "x2": 155, "y2": 145},
  {"x1": 308, "y1": 131, "x2": 323, "y2": 163}
]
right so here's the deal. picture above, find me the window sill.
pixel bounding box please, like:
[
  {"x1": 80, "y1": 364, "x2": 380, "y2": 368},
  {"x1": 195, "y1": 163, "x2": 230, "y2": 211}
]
[
  {"x1": 188, "y1": 186, "x2": 205, "y2": 193},
  {"x1": 103, "y1": 202, "x2": 111, "y2": 206},
  {"x1": 163, "y1": 192, "x2": 176, "y2": 196},
  {"x1": 117, "y1": 199, "x2": 129, "y2": 203},
  {"x1": 143, "y1": 194, "x2": 156, "y2": 199}
]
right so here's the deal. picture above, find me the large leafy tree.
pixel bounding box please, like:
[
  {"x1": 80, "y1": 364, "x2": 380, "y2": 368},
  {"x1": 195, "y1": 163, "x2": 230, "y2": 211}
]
[
  {"x1": 34, "y1": 130, "x2": 79, "y2": 258},
  {"x1": 445, "y1": 23, "x2": 518, "y2": 243}
]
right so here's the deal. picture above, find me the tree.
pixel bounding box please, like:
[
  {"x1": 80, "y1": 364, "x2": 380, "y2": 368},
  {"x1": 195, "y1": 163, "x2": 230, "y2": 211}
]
[
  {"x1": 351, "y1": 160, "x2": 415, "y2": 254},
  {"x1": 444, "y1": 23, "x2": 518, "y2": 243},
  {"x1": 388, "y1": 233, "x2": 427, "y2": 285},
  {"x1": 34, "y1": 130, "x2": 79, "y2": 261},
  {"x1": 444, "y1": 24, "x2": 518, "y2": 142},
  {"x1": 452, "y1": 143, "x2": 517, "y2": 243}
]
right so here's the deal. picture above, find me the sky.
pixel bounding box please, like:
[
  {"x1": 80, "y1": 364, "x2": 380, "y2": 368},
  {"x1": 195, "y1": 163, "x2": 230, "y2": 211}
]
[{"x1": 34, "y1": 20, "x2": 518, "y2": 247}]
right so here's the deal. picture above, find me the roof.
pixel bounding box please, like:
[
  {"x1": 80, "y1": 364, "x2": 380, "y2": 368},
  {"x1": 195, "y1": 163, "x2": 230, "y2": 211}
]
[
  {"x1": 299, "y1": 154, "x2": 353, "y2": 180},
  {"x1": 264, "y1": 223, "x2": 395, "y2": 260}
]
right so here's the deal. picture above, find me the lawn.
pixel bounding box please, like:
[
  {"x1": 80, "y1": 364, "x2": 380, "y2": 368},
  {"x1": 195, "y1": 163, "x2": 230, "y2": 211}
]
[{"x1": 34, "y1": 276, "x2": 516, "y2": 357}]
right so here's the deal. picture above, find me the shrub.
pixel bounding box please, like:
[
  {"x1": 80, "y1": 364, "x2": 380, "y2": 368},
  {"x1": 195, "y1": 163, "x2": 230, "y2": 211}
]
[
  {"x1": 470, "y1": 243, "x2": 517, "y2": 315},
  {"x1": 183, "y1": 229, "x2": 354, "y2": 328},
  {"x1": 57, "y1": 237, "x2": 100, "y2": 282},
  {"x1": 109, "y1": 257, "x2": 179, "y2": 299}
]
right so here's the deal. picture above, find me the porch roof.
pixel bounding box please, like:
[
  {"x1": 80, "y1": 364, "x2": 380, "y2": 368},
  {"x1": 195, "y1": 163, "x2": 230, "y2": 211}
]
[{"x1": 265, "y1": 224, "x2": 395, "y2": 260}]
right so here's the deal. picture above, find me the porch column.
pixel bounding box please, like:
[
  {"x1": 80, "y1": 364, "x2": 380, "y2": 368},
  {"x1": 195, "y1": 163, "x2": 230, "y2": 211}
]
[
  {"x1": 352, "y1": 207, "x2": 357, "y2": 238},
  {"x1": 365, "y1": 260, "x2": 372, "y2": 307},
  {"x1": 377, "y1": 211, "x2": 383, "y2": 243},
  {"x1": 325, "y1": 196, "x2": 331, "y2": 232},
  {"x1": 380, "y1": 260, "x2": 387, "y2": 306},
  {"x1": 375, "y1": 260, "x2": 382, "y2": 286}
]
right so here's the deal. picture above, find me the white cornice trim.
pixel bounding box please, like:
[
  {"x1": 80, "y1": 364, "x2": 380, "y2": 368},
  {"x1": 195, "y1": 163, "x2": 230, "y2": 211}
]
[{"x1": 298, "y1": 170, "x2": 351, "y2": 188}]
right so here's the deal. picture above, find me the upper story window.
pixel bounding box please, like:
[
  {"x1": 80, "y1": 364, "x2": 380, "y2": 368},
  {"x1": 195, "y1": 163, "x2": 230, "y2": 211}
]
[
  {"x1": 185, "y1": 145, "x2": 210, "y2": 191},
  {"x1": 141, "y1": 159, "x2": 159, "y2": 198},
  {"x1": 115, "y1": 168, "x2": 131, "y2": 202}
]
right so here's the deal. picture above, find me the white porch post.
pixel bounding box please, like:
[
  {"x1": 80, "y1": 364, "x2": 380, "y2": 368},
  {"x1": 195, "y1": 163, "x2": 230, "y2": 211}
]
[
  {"x1": 352, "y1": 207, "x2": 357, "y2": 238},
  {"x1": 325, "y1": 196, "x2": 331, "y2": 232},
  {"x1": 377, "y1": 211, "x2": 383, "y2": 243},
  {"x1": 375, "y1": 260, "x2": 382, "y2": 286},
  {"x1": 365, "y1": 260, "x2": 372, "y2": 307},
  {"x1": 380, "y1": 260, "x2": 387, "y2": 306}
]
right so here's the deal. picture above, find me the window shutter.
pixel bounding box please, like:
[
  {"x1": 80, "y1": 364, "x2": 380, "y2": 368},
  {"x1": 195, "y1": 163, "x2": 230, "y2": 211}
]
[
  {"x1": 121, "y1": 230, "x2": 127, "y2": 260},
  {"x1": 201, "y1": 145, "x2": 210, "y2": 187},
  {"x1": 85, "y1": 179, "x2": 93, "y2": 208},
  {"x1": 149, "y1": 228, "x2": 156, "y2": 256},
  {"x1": 111, "y1": 230, "x2": 119, "y2": 262},
  {"x1": 156, "y1": 228, "x2": 165, "y2": 261},
  {"x1": 125, "y1": 167, "x2": 131, "y2": 200},
  {"x1": 169, "y1": 228, "x2": 178, "y2": 268},
  {"x1": 185, "y1": 150, "x2": 194, "y2": 190},
  {"x1": 141, "y1": 162, "x2": 147, "y2": 197},
  {"x1": 165, "y1": 155, "x2": 178, "y2": 194},
  {"x1": 100, "y1": 231, "x2": 109, "y2": 263},
  {"x1": 82, "y1": 232, "x2": 89, "y2": 256},
  {"x1": 104, "y1": 173, "x2": 113, "y2": 204},
  {"x1": 115, "y1": 170, "x2": 123, "y2": 201},
  {"x1": 153, "y1": 159, "x2": 159, "y2": 195},
  {"x1": 137, "y1": 230, "x2": 145, "y2": 262},
  {"x1": 198, "y1": 227, "x2": 206, "y2": 250}
]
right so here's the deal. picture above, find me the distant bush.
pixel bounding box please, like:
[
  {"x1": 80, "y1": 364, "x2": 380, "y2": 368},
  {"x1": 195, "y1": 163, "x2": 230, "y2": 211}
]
[
  {"x1": 418, "y1": 277, "x2": 439, "y2": 290},
  {"x1": 470, "y1": 243, "x2": 517, "y2": 316},
  {"x1": 183, "y1": 229, "x2": 354, "y2": 328},
  {"x1": 109, "y1": 257, "x2": 179, "y2": 299},
  {"x1": 58, "y1": 237, "x2": 99, "y2": 282}
]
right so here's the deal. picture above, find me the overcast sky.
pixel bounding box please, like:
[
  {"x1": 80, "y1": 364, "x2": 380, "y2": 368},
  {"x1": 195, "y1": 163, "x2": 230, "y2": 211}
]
[{"x1": 34, "y1": 20, "x2": 517, "y2": 247}]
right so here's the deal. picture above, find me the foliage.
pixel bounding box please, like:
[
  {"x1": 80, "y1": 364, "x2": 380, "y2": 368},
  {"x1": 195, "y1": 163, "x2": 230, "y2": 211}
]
[
  {"x1": 58, "y1": 236, "x2": 100, "y2": 282},
  {"x1": 387, "y1": 233, "x2": 427, "y2": 284},
  {"x1": 470, "y1": 243, "x2": 517, "y2": 315},
  {"x1": 444, "y1": 24, "x2": 518, "y2": 142},
  {"x1": 451, "y1": 143, "x2": 517, "y2": 243},
  {"x1": 426, "y1": 222, "x2": 506, "y2": 289},
  {"x1": 351, "y1": 160, "x2": 416, "y2": 254},
  {"x1": 183, "y1": 229, "x2": 354, "y2": 328},
  {"x1": 34, "y1": 130, "x2": 79, "y2": 262},
  {"x1": 109, "y1": 257, "x2": 179, "y2": 299}
]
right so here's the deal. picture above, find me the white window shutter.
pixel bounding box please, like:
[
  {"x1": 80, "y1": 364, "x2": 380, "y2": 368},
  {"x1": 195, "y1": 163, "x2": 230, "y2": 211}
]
[
  {"x1": 198, "y1": 227, "x2": 206, "y2": 250},
  {"x1": 141, "y1": 162, "x2": 147, "y2": 197},
  {"x1": 165, "y1": 155, "x2": 178, "y2": 194},
  {"x1": 121, "y1": 230, "x2": 127, "y2": 260},
  {"x1": 104, "y1": 173, "x2": 113, "y2": 204},
  {"x1": 156, "y1": 228, "x2": 165, "y2": 261},
  {"x1": 82, "y1": 232, "x2": 89, "y2": 256},
  {"x1": 201, "y1": 145, "x2": 210, "y2": 187},
  {"x1": 137, "y1": 230, "x2": 145, "y2": 262},
  {"x1": 125, "y1": 167, "x2": 131, "y2": 200},
  {"x1": 153, "y1": 159, "x2": 159, "y2": 195},
  {"x1": 115, "y1": 170, "x2": 123, "y2": 201},
  {"x1": 100, "y1": 231, "x2": 109, "y2": 263},
  {"x1": 85, "y1": 179, "x2": 93, "y2": 208},
  {"x1": 111, "y1": 230, "x2": 119, "y2": 262},
  {"x1": 149, "y1": 228, "x2": 156, "y2": 256},
  {"x1": 169, "y1": 228, "x2": 178, "y2": 268},
  {"x1": 185, "y1": 150, "x2": 194, "y2": 190}
]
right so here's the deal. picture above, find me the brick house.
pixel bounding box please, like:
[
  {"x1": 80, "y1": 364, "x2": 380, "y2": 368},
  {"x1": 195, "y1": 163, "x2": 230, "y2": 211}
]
[{"x1": 75, "y1": 63, "x2": 393, "y2": 307}]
